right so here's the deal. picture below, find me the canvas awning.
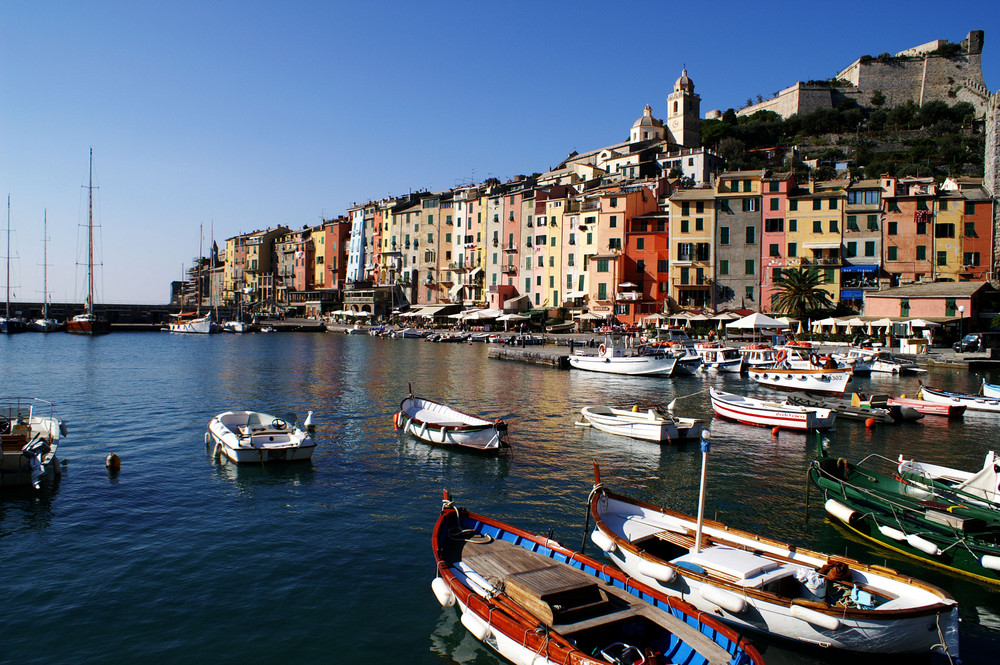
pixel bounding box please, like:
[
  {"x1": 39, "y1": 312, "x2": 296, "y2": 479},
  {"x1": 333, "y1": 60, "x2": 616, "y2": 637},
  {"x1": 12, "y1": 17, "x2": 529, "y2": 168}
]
[
  {"x1": 503, "y1": 294, "x2": 530, "y2": 309},
  {"x1": 803, "y1": 242, "x2": 843, "y2": 249},
  {"x1": 841, "y1": 264, "x2": 879, "y2": 273},
  {"x1": 906, "y1": 318, "x2": 941, "y2": 328},
  {"x1": 726, "y1": 312, "x2": 789, "y2": 330},
  {"x1": 449, "y1": 283, "x2": 465, "y2": 297},
  {"x1": 497, "y1": 313, "x2": 529, "y2": 321}
]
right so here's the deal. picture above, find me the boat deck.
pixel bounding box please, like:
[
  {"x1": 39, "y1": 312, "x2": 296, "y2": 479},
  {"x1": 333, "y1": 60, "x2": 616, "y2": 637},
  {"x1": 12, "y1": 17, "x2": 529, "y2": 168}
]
[{"x1": 448, "y1": 533, "x2": 734, "y2": 664}]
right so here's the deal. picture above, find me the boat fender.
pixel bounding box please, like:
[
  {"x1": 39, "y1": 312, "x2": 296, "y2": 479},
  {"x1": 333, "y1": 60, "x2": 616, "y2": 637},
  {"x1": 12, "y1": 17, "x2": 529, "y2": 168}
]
[
  {"x1": 980, "y1": 555, "x2": 1000, "y2": 571},
  {"x1": 460, "y1": 610, "x2": 491, "y2": 641},
  {"x1": 204, "y1": 432, "x2": 210, "y2": 445},
  {"x1": 431, "y1": 577, "x2": 456, "y2": 607},
  {"x1": 790, "y1": 603, "x2": 841, "y2": 631},
  {"x1": 418, "y1": 422, "x2": 428, "y2": 439},
  {"x1": 699, "y1": 585, "x2": 746, "y2": 614},
  {"x1": 905, "y1": 534, "x2": 941, "y2": 556},
  {"x1": 393, "y1": 412, "x2": 402, "y2": 430},
  {"x1": 638, "y1": 558, "x2": 676, "y2": 583},
  {"x1": 824, "y1": 499, "x2": 857, "y2": 526},
  {"x1": 591, "y1": 529, "x2": 616, "y2": 553},
  {"x1": 877, "y1": 524, "x2": 908, "y2": 542},
  {"x1": 599, "y1": 344, "x2": 607, "y2": 355}
]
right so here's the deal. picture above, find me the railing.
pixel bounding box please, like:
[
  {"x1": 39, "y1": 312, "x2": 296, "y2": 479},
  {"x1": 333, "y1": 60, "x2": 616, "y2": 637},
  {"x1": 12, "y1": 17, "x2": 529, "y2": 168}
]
[{"x1": 502, "y1": 244, "x2": 517, "y2": 252}]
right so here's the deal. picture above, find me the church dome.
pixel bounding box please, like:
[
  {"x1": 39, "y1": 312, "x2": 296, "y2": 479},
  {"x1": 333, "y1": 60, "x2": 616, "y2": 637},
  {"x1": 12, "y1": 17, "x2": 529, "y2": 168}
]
[
  {"x1": 632, "y1": 105, "x2": 663, "y2": 129},
  {"x1": 674, "y1": 69, "x2": 694, "y2": 93}
]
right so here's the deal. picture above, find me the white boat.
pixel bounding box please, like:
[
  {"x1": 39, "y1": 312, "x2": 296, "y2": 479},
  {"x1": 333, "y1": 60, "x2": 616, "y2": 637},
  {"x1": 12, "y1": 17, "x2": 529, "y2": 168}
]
[
  {"x1": 918, "y1": 384, "x2": 1000, "y2": 413},
  {"x1": 589, "y1": 475, "x2": 960, "y2": 656},
  {"x1": 345, "y1": 323, "x2": 367, "y2": 335},
  {"x1": 748, "y1": 366, "x2": 852, "y2": 395},
  {"x1": 1, "y1": 397, "x2": 67, "y2": 489},
  {"x1": 391, "y1": 327, "x2": 425, "y2": 338},
  {"x1": 710, "y1": 388, "x2": 836, "y2": 430},
  {"x1": 831, "y1": 347, "x2": 877, "y2": 374},
  {"x1": 897, "y1": 451, "x2": 1000, "y2": 509},
  {"x1": 580, "y1": 406, "x2": 705, "y2": 443},
  {"x1": 981, "y1": 378, "x2": 1000, "y2": 398},
  {"x1": 868, "y1": 351, "x2": 923, "y2": 374},
  {"x1": 568, "y1": 337, "x2": 678, "y2": 376},
  {"x1": 739, "y1": 344, "x2": 776, "y2": 369},
  {"x1": 168, "y1": 309, "x2": 216, "y2": 334},
  {"x1": 394, "y1": 393, "x2": 509, "y2": 452},
  {"x1": 694, "y1": 343, "x2": 743, "y2": 373},
  {"x1": 221, "y1": 319, "x2": 250, "y2": 333},
  {"x1": 206, "y1": 410, "x2": 316, "y2": 464}
]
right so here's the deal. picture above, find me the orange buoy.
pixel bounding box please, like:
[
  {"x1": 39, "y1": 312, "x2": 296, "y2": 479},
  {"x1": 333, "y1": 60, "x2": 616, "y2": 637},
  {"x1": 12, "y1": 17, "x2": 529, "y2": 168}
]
[
  {"x1": 771, "y1": 426, "x2": 780, "y2": 437},
  {"x1": 106, "y1": 453, "x2": 121, "y2": 472},
  {"x1": 865, "y1": 417, "x2": 876, "y2": 429}
]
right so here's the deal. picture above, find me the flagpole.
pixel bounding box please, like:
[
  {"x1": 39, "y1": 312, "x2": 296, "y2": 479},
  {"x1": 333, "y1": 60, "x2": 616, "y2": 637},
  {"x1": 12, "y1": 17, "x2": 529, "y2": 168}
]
[{"x1": 693, "y1": 428, "x2": 711, "y2": 553}]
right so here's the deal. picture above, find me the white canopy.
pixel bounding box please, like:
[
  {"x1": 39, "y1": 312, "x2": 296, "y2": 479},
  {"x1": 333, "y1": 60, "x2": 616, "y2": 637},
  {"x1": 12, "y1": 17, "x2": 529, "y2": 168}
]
[
  {"x1": 869, "y1": 318, "x2": 895, "y2": 328},
  {"x1": 907, "y1": 318, "x2": 941, "y2": 328},
  {"x1": 497, "y1": 313, "x2": 529, "y2": 321},
  {"x1": 464, "y1": 308, "x2": 502, "y2": 320},
  {"x1": 687, "y1": 313, "x2": 710, "y2": 322},
  {"x1": 643, "y1": 313, "x2": 670, "y2": 322},
  {"x1": 710, "y1": 312, "x2": 739, "y2": 321},
  {"x1": 810, "y1": 317, "x2": 842, "y2": 331},
  {"x1": 726, "y1": 312, "x2": 789, "y2": 330},
  {"x1": 576, "y1": 312, "x2": 603, "y2": 320}
]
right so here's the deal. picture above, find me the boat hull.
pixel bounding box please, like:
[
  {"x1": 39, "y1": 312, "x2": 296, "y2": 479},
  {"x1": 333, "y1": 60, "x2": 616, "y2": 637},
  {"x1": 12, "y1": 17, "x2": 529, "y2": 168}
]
[
  {"x1": 886, "y1": 396, "x2": 965, "y2": 418},
  {"x1": 590, "y1": 488, "x2": 959, "y2": 655},
  {"x1": 580, "y1": 406, "x2": 704, "y2": 442},
  {"x1": 568, "y1": 354, "x2": 677, "y2": 376},
  {"x1": 748, "y1": 367, "x2": 851, "y2": 395},
  {"x1": 168, "y1": 313, "x2": 215, "y2": 334},
  {"x1": 710, "y1": 389, "x2": 835, "y2": 430},
  {"x1": 207, "y1": 411, "x2": 315, "y2": 464},
  {"x1": 66, "y1": 314, "x2": 109, "y2": 335},
  {"x1": 396, "y1": 396, "x2": 508, "y2": 452}
]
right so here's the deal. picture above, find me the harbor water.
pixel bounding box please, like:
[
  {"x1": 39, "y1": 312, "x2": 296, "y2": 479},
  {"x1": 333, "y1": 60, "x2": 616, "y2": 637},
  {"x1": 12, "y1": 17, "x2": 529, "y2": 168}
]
[{"x1": 2, "y1": 333, "x2": 999, "y2": 664}]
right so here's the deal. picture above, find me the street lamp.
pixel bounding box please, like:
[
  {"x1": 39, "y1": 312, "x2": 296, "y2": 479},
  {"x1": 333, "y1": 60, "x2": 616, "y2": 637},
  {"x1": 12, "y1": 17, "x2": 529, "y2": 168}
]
[{"x1": 958, "y1": 305, "x2": 965, "y2": 340}]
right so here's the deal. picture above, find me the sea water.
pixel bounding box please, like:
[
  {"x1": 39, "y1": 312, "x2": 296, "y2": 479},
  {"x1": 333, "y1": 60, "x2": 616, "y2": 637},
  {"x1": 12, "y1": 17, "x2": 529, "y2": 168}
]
[{"x1": 1, "y1": 332, "x2": 997, "y2": 664}]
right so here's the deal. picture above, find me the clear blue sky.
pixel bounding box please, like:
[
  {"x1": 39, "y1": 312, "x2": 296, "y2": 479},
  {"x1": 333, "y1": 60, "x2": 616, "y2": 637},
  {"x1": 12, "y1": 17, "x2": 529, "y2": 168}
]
[{"x1": 2, "y1": 1, "x2": 998, "y2": 304}]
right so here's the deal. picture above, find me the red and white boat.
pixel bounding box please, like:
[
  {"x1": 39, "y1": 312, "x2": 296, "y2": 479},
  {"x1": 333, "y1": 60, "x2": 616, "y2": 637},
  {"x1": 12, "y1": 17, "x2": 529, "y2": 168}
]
[
  {"x1": 710, "y1": 388, "x2": 836, "y2": 431},
  {"x1": 886, "y1": 395, "x2": 966, "y2": 419},
  {"x1": 747, "y1": 366, "x2": 852, "y2": 395}
]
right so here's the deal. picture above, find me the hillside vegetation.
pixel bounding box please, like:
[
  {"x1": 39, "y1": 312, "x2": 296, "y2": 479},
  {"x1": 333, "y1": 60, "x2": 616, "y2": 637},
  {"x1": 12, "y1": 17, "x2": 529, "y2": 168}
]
[{"x1": 700, "y1": 99, "x2": 983, "y2": 181}]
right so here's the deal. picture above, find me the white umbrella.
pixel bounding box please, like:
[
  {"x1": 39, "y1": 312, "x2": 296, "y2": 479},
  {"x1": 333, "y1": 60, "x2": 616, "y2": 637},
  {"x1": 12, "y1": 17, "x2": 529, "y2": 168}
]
[
  {"x1": 726, "y1": 312, "x2": 789, "y2": 330},
  {"x1": 907, "y1": 318, "x2": 941, "y2": 328},
  {"x1": 497, "y1": 313, "x2": 529, "y2": 321},
  {"x1": 576, "y1": 313, "x2": 602, "y2": 320}
]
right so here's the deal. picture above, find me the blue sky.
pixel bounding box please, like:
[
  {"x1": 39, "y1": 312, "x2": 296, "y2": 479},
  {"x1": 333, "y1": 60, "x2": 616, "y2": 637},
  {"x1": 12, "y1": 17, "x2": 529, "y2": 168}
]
[{"x1": 2, "y1": 1, "x2": 998, "y2": 304}]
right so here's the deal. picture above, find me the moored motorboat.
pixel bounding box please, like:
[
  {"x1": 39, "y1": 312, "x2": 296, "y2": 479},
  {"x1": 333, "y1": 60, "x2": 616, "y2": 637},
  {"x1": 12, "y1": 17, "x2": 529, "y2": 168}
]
[
  {"x1": 983, "y1": 378, "x2": 1000, "y2": 398},
  {"x1": 168, "y1": 310, "x2": 216, "y2": 334},
  {"x1": 784, "y1": 393, "x2": 909, "y2": 424},
  {"x1": 394, "y1": 392, "x2": 509, "y2": 453},
  {"x1": 868, "y1": 351, "x2": 924, "y2": 374},
  {"x1": 710, "y1": 388, "x2": 835, "y2": 431},
  {"x1": 568, "y1": 336, "x2": 678, "y2": 376},
  {"x1": 747, "y1": 366, "x2": 852, "y2": 395},
  {"x1": 580, "y1": 406, "x2": 705, "y2": 443},
  {"x1": 695, "y1": 343, "x2": 743, "y2": 373},
  {"x1": 1, "y1": 397, "x2": 67, "y2": 489},
  {"x1": 433, "y1": 493, "x2": 763, "y2": 665},
  {"x1": 588, "y1": 469, "x2": 960, "y2": 655},
  {"x1": 886, "y1": 394, "x2": 966, "y2": 418},
  {"x1": 810, "y1": 448, "x2": 1000, "y2": 586},
  {"x1": 738, "y1": 343, "x2": 776, "y2": 369},
  {"x1": 918, "y1": 384, "x2": 1000, "y2": 413},
  {"x1": 206, "y1": 410, "x2": 315, "y2": 463}
]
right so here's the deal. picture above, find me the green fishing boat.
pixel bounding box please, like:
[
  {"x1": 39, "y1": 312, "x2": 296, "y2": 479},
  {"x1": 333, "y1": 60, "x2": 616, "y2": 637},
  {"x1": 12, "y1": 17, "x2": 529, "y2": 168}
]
[{"x1": 808, "y1": 442, "x2": 1000, "y2": 586}]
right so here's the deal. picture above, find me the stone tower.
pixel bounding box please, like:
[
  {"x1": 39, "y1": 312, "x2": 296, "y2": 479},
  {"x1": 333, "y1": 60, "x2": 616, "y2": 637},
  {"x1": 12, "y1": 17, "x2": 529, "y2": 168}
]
[
  {"x1": 985, "y1": 92, "x2": 1000, "y2": 279},
  {"x1": 667, "y1": 69, "x2": 701, "y2": 148}
]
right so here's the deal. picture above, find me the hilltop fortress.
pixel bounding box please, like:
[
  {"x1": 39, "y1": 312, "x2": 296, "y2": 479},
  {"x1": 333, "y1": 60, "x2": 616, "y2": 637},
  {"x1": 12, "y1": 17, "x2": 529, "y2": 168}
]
[{"x1": 735, "y1": 30, "x2": 991, "y2": 119}]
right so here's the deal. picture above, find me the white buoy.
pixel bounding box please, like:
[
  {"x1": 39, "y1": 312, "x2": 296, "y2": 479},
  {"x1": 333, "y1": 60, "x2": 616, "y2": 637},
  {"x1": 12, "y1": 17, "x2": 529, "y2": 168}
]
[
  {"x1": 461, "y1": 610, "x2": 491, "y2": 641},
  {"x1": 699, "y1": 584, "x2": 746, "y2": 614},
  {"x1": 638, "y1": 558, "x2": 676, "y2": 583},
  {"x1": 824, "y1": 499, "x2": 857, "y2": 525},
  {"x1": 303, "y1": 411, "x2": 315, "y2": 433},
  {"x1": 431, "y1": 577, "x2": 456, "y2": 607},
  {"x1": 790, "y1": 604, "x2": 841, "y2": 631},
  {"x1": 591, "y1": 529, "x2": 616, "y2": 553},
  {"x1": 877, "y1": 525, "x2": 908, "y2": 542},
  {"x1": 906, "y1": 534, "x2": 941, "y2": 556}
]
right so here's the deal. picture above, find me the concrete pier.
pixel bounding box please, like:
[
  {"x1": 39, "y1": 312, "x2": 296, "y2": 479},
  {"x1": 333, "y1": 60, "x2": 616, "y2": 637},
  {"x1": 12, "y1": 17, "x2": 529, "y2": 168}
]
[{"x1": 487, "y1": 346, "x2": 569, "y2": 368}]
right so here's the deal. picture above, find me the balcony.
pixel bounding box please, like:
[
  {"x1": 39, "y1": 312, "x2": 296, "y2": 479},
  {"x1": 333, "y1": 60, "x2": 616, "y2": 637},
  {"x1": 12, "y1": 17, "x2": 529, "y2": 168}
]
[
  {"x1": 502, "y1": 243, "x2": 517, "y2": 252},
  {"x1": 501, "y1": 265, "x2": 517, "y2": 275}
]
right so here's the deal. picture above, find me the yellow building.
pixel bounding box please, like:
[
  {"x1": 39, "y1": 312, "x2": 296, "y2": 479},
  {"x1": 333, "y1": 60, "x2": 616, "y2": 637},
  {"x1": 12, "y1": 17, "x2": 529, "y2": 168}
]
[
  {"x1": 784, "y1": 183, "x2": 845, "y2": 303},
  {"x1": 667, "y1": 188, "x2": 715, "y2": 308}
]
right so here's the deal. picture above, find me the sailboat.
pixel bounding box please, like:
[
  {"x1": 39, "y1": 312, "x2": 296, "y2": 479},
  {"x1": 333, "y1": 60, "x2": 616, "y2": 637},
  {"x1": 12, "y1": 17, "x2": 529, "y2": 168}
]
[
  {"x1": 29, "y1": 211, "x2": 64, "y2": 332},
  {"x1": 1, "y1": 196, "x2": 27, "y2": 334},
  {"x1": 167, "y1": 225, "x2": 216, "y2": 334},
  {"x1": 66, "y1": 149, "x2": 110, "y2": 335}
]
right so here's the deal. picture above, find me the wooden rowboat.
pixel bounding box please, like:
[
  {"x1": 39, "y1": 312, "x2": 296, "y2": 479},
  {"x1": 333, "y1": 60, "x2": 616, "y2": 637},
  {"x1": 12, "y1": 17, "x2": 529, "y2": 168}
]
[
  {"x1": 580, "y1": 405, "x2": 705, "y2": 443},
  {"x1": 394, "y1": 392, "x2": 509, "y2": 453},
  {"x1": 589, "y1": 467, "x2": 960, "y2": 655},
  {"x1": 432, "y1": 492, "x2": 763, "y2": 665},
  {"x1": 918, "y1": 384, "x2": 1000, "y2": 413},
  {"x1": 710, "y1": 388, "x2": 836, "y2": 431}
]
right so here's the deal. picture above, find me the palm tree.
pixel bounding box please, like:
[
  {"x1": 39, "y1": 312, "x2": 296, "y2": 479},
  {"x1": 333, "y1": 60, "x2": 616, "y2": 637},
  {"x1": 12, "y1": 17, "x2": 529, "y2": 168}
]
[{"x1": 772, "y1": 267, "x2": 835, "y2": 318}]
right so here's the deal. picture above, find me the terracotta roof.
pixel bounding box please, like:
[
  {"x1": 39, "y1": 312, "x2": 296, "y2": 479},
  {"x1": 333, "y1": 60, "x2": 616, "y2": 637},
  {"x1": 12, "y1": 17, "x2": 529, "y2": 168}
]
[{"x1": 865, "y1": 282, "x2": 994, "y2": 298}]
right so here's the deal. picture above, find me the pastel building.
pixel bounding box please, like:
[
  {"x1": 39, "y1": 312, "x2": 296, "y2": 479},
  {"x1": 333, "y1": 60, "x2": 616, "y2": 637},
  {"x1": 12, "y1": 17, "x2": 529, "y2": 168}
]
[
  {"x1": 667, "y1": 188, "x2": 716, "y2": 308},
  {"x1": 714, "y1": 170, "x2": 764, "y2": 310},
  {"x1": 760, "y1": 173, "x2": 795, "y2": 310}
]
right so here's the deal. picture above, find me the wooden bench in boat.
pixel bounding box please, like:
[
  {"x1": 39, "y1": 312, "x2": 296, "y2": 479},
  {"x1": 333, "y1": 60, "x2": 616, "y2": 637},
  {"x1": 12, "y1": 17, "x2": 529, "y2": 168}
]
[{"x1": 460, "y1": 537, "x2": 734, "y2": 665}]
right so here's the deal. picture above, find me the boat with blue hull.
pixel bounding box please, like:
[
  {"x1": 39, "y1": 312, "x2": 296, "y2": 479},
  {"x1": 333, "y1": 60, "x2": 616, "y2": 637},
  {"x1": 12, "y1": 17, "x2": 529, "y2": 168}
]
[{"x1": 432, "y1": 493, "x2": 764, "y2": 665}]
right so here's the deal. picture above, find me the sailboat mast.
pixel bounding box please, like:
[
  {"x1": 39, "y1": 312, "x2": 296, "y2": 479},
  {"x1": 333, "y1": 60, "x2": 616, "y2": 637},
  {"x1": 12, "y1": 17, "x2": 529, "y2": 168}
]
[
  {"x1": 43, "y1": 210, "x2": 48, "y2": 319},
  {"x1": 87, "y1": 148, "x2": 94, "y2": 315},
  {"x1": 6, "y1": 195, "x2": 10, "y2": 319}
]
